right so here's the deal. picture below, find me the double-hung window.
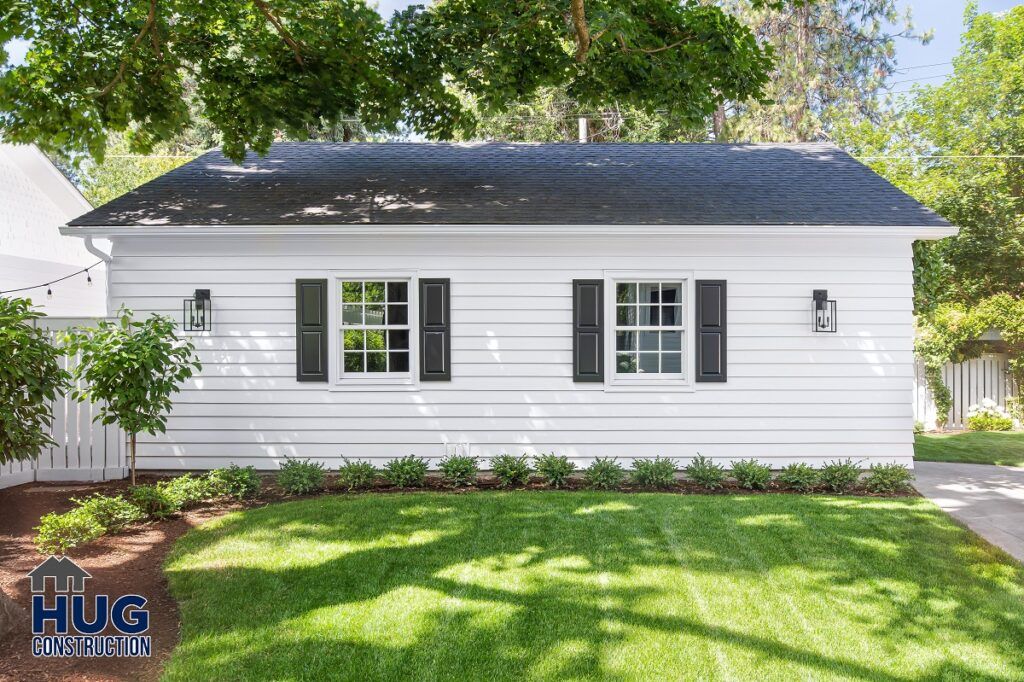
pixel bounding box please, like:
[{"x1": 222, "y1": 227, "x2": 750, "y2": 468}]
[
  {"x1": 613, "y1": 280, "x2": 686, "y2": 379},
  {"x1": 340, "y1": 280, "x2": 411, "y2": 376}
]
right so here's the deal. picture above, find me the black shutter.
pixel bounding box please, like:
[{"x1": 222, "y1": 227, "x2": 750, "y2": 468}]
[
  {"x1": 573, "y1": 279, "x2": 604, "y2": 382},
  {"x1": 695, "y1": 280, "x2": 727, "y2": 382},
  {"x1": 296, "y1": 279, "x2": 328, "y2": 382},
  {"x1": 420, "y1": 278, "x2": 451, "y2": 381}
]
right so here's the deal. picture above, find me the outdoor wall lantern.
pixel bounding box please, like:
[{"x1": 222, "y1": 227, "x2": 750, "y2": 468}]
[
  {"x1": 812, "y1": 289, "x2": 837, "y2": 333},
  {"x1": 184, "y1": 289, "x2": 212, "y2": 332}
]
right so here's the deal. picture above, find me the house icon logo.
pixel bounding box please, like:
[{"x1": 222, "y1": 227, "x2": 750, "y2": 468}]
[{"x1": 27, "y1": 556, "x2": 92, "y2": 594}]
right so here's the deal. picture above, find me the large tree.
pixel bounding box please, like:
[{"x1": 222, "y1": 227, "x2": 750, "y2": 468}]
[
  {"x1": 836, "y1": 3, "x2": 1024, "y2": 310},
  {"x1": 2, "y1": 0, "x2": 796, "y2": 162},
  {"x1": 715, "y1": 0, "x2": 928, "y2": 142}
]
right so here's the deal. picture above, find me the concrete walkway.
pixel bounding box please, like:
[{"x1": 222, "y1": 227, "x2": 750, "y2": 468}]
[{"x1": 914, "y1": 462, "x2": 1024, "y2": 563}]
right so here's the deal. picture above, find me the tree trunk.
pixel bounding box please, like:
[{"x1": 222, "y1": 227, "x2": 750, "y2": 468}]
[
  {"x1": 0, "y1": 587, "x2": 28, "y2": 642},
  {"x1": 130, "y1": 432, "x2": 137, "y2": 486},
  {"x1": 712, "y1": 104, "x2": 727, "y2": 140}
]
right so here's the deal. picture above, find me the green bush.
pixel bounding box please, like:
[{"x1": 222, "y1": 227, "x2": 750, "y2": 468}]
[
  {"x1": 71, "y1": 493, "x2": 144, "y2": 532},
  {"x1": 965, "y1": 413, "x2": 1014, "y2": 432},
  {"x1": 913, "y1": 421, "x2": 925, "y2": 435},
  {"x1": 583, "y1": 457, "x2": 626, "y2": 490},
  {"x1": 490, "y1": 454, "x2": 533, "y2": 488},
  {"x1": 778, "y1": 463, "x2": 819, "y2": 492},
  {"x1": 439, "y1": 455, "x2": 479, "y2": 487},
  {"x1": 207, "y1": 464, "x2": 262, "y2": 500},
  {"x1": 630, "y1": 457, "x2": 677, "y2": 488},
  {"x1": 35, "y1": 508, "x2": 105, "y2": 554},
  {"x1": 337, "y1": 459, "x2": 379, "y2": 491},
  {"x1": 534, "y1": 453, "x2": 576, "y2": 488},
  {"x1": 276, "y1": 459, "x2": 326, "y2": 495},
  {"x1": 383, "y1": 455, "x2": 428, "y2": 488},
  {"x1": 684, "y1": 455, "x2": 726, "y2": 490},
  {"x1": 820, "y1": 459, "x2": 861, "y2": 493},
  {"x1": 161, "y1": 474, "x2": 215, "y2": 508},
  {"x1": 864, "y1": 463, "x2": 914, "y2": 493},
  {"x1": 129, "y1": 484, "x2": 182, "y2": 519},
  {"x1": 730, "y1": 459, "x2": 772, "y2": 490}
]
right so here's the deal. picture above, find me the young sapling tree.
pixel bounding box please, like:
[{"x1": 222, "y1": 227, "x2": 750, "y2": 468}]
[{"x1": 63, "y1": 307, "x2": 201, "y2": 485}]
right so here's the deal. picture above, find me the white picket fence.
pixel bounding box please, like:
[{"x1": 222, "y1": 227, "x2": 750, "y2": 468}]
[
  {"x1": 914, "y1": 352, "x2": 1019, "y2": 431},
  {"x1": 0, "y1": 318, "x2": 127, "y2": 489}
]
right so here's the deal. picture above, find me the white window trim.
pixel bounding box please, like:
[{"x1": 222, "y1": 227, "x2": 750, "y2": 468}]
[
  {"x1": 603, "y1": 270, "x2": 695, "y2": 392},
  {"x1": 327, "y1": 270, "x2": 420, "y2": 390}
]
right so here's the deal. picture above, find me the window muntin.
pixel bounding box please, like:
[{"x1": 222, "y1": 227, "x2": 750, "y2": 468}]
[
  {"x1": 614, "y1": 281, "x2": 685, "y2": 376},
  {"x1": 340, "y1": 280, "x2": 410, "y2": 374}
]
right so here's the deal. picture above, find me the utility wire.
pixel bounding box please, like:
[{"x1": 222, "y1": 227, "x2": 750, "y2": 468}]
[{"x1": 0, "y1": 260, "x2": 103, "y2": 295}]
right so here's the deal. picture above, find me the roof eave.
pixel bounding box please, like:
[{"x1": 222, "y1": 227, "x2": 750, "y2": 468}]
[{"x1": 60, "y1": 223, "x2": 959, "y2": 239}]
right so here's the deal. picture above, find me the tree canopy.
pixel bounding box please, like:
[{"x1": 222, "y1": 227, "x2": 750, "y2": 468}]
[{"x1": 1, "y1": 0, "x2": 797, "y2": 162}]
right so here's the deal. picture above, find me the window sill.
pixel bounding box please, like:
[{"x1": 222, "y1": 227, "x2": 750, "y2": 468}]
[
  {"x1": 604, "y1": 381, "x2": 695, "y2": 393},
  {"x1": 329, "y1": 376, "x2": 419, "y2": 392}
]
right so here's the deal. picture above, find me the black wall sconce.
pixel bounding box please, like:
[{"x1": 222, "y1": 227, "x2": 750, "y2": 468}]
[
  {"x1": 184, "y1": 289, "x2": 212, "y2": 331},
  {"x1": 812, "y1": 289, "x2": 837, "y2": 333}
]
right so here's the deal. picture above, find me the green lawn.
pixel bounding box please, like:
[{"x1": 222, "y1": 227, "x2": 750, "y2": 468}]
[
  {"x1": 163, "y1": 492, "x2": 1024, "y2": 681},
  {"x1": 915, "y1": 431, "x2": 1024, "y2": 467}
]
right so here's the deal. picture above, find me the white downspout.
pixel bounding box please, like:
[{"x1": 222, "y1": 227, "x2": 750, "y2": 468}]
[{"x1": 83, "y1": 236, "x2": 113, "y2": 316}]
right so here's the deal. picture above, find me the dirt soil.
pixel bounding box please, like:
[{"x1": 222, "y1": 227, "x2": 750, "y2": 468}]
[{"x1": 0, "y1": 478, "x2": 243, "y2": 682}]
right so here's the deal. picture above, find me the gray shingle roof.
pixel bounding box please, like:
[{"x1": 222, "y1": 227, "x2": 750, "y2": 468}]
[{"x1": 68, "y1": 142, "x2": 950, "y2": 227}]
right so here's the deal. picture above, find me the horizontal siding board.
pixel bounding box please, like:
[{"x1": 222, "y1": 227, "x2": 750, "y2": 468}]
[{"x1": 107, "y1": 233, "x2": 916, "y2": 469}]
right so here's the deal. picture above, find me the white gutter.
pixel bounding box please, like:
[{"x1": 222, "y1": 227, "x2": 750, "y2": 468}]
[{"x1": 60, "y1": 223, "x2": 959, "y2": 240}]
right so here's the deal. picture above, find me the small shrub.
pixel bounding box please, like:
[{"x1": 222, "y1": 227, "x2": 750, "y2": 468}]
[
  {"x1": 277, "y1": 458, "x2": 327, "y2": 495},
  {"x1": 535, "y1": 453, "x2": 576, "y2": 488},
  {"x1": 439, "y1": 455, "x2": 479, "y2": 487},
  {"x1": 820, "y1": 459, "x2": 861, "y2": 493},
  {"x1": 383, "y1": 455, "x2": 428, "y2": 488},
  {"x1": 490, "y1": 454, "x2": 533, "y2": 487},
  {"x1": 630, "y1": 456, "x2": 677, "y2": 488},
  {"x1": 129, "y1": 484, "x2": 182, "y2": 519},
  {"x1": 336, "y1": 459, "x2": 379, "y2": 491},
  {"x1": 965, "y1": 399, "x2": 1014, "y2": 431},
  {"x1": 207, "y1": 464, "x2": 261, "y2": 500},
  {"x1": 913, "y1": 421, "x2": 925, "y2": 435},
  {"x1": 161, "y1": 474, "x2": 215, "y2": 508},
  {"x1": 35, "y1": 509, "x2": 104, "y2": 554},
  {"x1": 583, "y1": 457, "x2": 626, "y2": 490},
  {"x1": 778, "y1": 463, "x2": 819, "y2": 492},
  {"x1": 71, "y1": 494, "x2": 144, "y2": 532},
  {"x1": 864, "y1": 463, "x2": 914, "y2": 494},
  {"x1": 730, "y1": 459, "x2": 772, "y2": 490},
  {"x1": 684, "y1": 454, "x2": 726, "y2": 490}
]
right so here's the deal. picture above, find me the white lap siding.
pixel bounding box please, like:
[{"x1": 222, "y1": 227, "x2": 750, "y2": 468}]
[{"x1": 105, "y1": 233, "x2": 916, "y2": 470}]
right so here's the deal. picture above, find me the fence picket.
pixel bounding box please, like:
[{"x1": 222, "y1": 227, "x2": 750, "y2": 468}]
[{"x1": 914, "y1": 352, "x2": 1018, "y2": 430}]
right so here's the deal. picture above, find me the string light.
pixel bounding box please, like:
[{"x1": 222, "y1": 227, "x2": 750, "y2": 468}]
[{"x1": 0, "y1": 259, "x2": 104, "y2": 297}]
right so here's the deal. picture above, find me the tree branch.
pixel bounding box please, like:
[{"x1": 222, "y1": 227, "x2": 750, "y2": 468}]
[
  {"x1": 253, "y1": 0, "x2": 305, "y2": 67},
  {"x1": 97, "y1": 0, "x2": 157, "y2": 97},
  {"x1": 569, "y1": 0, "x2": 590, "y2": 63}
]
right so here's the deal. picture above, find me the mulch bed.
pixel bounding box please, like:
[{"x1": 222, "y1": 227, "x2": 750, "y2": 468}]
[{"x1": 0, "y1": 473, "x2": 916, "y2": 681}]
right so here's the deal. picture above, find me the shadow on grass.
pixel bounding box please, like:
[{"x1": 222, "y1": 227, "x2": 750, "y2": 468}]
[{"x1": 162, "y1": 493, "x2": 1024, "y2": 681}]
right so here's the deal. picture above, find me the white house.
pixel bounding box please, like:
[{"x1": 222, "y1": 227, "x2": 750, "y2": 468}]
[
  {"x1": 59, "y1": 142, "x2": 956, "y2": 471},
  {"x1": 0, "y1": 144, "x2": 105, "y2": 316}
]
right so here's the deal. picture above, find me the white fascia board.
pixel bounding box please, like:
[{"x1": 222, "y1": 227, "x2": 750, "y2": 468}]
[{"x1": 60, "y1": 223, "x2": 959, "y2": 239}]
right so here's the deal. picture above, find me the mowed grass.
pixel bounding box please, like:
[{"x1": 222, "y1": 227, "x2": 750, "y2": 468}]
[
  {"x1": 915, "y1": 431, "x2": 1024, "y2": 467},
  {"x1": 163, "y1": 493, "x2": 1024, "y2": 681}
]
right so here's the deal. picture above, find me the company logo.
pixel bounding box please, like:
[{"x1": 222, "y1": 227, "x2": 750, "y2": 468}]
[{"x1": 27, "y1": 556, "x2": 151, "y2": 658}]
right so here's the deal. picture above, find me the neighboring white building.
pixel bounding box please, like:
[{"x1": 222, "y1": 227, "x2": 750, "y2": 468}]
[
  {"x1": 0, "y1": 144, "x2": 106, "y2": 316},
  {"x1": 59, "y1": 142, "x2": 957, "y2": 471}
]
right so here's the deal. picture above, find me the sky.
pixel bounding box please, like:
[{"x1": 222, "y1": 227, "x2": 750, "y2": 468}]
[{"x1": 4, "y1": 1, "x2": 1021, "y2": 91}]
